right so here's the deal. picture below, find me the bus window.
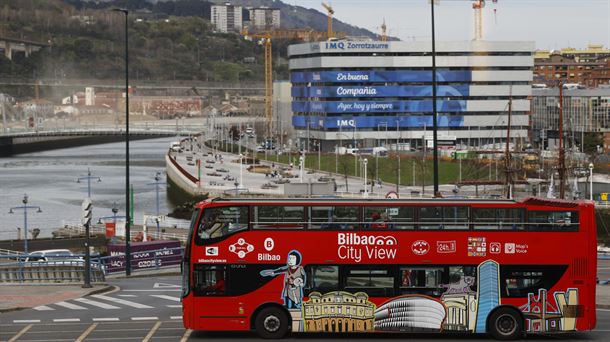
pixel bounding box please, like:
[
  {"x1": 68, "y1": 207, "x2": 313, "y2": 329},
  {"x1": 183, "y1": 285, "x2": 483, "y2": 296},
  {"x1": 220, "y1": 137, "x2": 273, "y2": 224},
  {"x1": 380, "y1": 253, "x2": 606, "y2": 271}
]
[
  {"x1": 309, "y1": 206, "x2": 358, "y2": 229},
  {"x1": 419, "y1": 206, "x2": 468, "y2": 230},
  {"x1": 193, "y1": 264, "x2": 226, "y2": 296},
  {"x1": 364, "y1": 206, "x2": 415, "y2": 230},
  {"x1": 345, "y1": 268, "x2": 394, "y2": 297},
  {"x1": 528, "y1": 211, "x2": 579, "y2": 231},
  {"x1": 196, "y1": 206, "x2": 248, "y2": 243},
  {"x1": 473, "y1": 208, "x2": 524, "y2": 230},
  {"x1": 400, "y1": 267, "x2": 443, "y2": 297},
  {"x1": 253, "y1": 206, "x2": 305, "y2": 229},
  {"x1": 500, "y1": 265, "x2": 567, "y2": 298},
  {"x1": 304, "y1": 265, "x2": 339, "y2": 295}
]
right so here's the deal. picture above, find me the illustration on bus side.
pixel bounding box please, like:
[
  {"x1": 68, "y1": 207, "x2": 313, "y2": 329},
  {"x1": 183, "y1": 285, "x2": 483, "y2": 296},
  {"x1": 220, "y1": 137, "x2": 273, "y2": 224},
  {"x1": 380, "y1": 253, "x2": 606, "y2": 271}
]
[
  {"x1": 278, "y1": 258, "x2": 580, "y2": 333},
  {"x1": 260, "y1": 250, "x2": 306, "y2": 309}
]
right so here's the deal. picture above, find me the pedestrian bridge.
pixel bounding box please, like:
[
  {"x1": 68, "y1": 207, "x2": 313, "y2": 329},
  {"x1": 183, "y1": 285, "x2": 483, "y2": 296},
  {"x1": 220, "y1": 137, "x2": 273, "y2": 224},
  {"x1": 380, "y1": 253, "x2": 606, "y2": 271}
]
[{"x1": 0, "y1": 125, "x2": 205, "y2": 156}]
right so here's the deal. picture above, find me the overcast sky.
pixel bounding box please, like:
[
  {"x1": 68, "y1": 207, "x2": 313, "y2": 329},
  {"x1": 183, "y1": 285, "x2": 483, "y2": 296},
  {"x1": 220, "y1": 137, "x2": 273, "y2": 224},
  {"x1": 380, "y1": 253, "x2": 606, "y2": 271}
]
[{"x1": 287, "y1": 0, "x2": 610, "y2": 50}]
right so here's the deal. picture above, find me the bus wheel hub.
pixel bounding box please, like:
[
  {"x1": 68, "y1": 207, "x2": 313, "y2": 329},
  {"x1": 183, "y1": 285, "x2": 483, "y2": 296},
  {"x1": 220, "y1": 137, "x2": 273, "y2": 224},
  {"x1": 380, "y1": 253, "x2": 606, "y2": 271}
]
[{"x1": 264, "y1": 315, "x2": 280, "y2": 332}]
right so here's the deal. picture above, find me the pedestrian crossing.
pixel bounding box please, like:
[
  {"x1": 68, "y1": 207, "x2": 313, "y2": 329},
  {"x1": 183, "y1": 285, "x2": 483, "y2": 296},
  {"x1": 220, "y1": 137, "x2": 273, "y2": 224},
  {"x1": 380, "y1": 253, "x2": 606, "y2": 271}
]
[{"x1": 32, "y1": 294, "x2": 180, "y2": 312}]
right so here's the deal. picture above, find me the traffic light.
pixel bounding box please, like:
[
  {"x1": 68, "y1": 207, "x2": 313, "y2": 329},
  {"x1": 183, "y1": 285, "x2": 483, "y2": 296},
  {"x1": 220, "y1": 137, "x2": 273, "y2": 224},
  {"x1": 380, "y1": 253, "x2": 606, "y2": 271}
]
[{"x1": 81, "y1": 198, "x2": 92, "y2": 227}]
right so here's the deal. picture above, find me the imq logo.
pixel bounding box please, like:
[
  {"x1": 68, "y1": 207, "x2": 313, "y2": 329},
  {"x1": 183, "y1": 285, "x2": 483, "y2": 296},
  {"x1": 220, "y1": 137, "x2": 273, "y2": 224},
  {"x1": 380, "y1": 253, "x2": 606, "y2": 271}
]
[
  {"x1": 325, "y1": 41, "x2": 345, "y2": 50},
  {"x1": 336, "y1": 119, "x2": 356, "y2": 127}
]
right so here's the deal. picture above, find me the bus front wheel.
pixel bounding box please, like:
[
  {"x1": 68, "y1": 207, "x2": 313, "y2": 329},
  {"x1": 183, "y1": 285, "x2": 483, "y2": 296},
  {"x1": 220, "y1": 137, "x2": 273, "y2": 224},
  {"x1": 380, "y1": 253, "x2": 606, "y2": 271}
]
[
  {"x1": 255, "y1": 307, "x2": 289, "y2": 339},
  {"x1": 488, "y1": 307, "x2": 523, "y2": 340}
]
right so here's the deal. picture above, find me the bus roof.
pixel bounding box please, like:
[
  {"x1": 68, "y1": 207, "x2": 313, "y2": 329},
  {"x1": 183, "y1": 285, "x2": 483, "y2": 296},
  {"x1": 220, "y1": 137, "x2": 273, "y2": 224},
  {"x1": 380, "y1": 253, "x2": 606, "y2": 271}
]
[{"x1": 196, "y1": 196, "x2": 586, "y2": 208}]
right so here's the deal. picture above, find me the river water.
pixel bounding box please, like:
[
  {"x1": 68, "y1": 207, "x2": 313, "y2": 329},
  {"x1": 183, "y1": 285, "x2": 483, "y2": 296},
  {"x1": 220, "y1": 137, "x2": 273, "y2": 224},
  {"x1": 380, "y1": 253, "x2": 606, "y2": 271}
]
[{"x1": 0, "y1": 137, "x2": 185, "y2": 240}]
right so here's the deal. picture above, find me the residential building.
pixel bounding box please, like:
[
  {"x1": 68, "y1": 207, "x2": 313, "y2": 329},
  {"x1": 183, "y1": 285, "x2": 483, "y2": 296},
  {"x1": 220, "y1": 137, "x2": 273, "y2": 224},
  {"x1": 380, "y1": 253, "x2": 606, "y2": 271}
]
[
  {"x1": 248, "y1": 7, "x2": 280, "y2": 30},
  {"x1": 534, "y1": 44, "x2": 610, "y2": 87},
  {"x1": 288, "y1": 40, "x2": 534, "y2": 152},
  {"x1": 211, "y1": 3, "x2": 242, "y2": 33}
]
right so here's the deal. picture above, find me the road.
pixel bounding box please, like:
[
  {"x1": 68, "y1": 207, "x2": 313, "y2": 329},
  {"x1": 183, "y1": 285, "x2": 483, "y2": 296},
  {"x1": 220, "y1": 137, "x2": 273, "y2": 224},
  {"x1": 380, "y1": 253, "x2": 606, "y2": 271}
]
[{"x1": 1, "y1": 275, "x2": 609, "y2": 341}]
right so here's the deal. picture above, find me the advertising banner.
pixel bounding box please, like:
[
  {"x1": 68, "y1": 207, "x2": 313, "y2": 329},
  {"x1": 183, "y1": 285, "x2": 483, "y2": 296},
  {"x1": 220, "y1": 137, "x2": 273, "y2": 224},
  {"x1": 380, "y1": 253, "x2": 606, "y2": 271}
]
[
  {"x1": 106, "y1": 240, "x2": 182, "y2": 274},
  {"x1": 291, "y1": 70, "x2": 472, "y2": 83},
  {"x1": 292, "y1": 100, "x2": 467, "y2": 114},
  {"x1": 292, "y1": 85, "x2": 469, "y2": 98},
  {"x1": 292, "y1": 115, "x2": 465, "y2": 129}
]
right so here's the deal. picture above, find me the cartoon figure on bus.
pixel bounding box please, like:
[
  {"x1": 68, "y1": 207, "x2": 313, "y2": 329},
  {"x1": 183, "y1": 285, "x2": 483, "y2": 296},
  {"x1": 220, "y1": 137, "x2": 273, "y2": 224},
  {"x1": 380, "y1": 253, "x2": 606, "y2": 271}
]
[{"x1": 260, "y1": 250, "x2": 306, "y2": 309}]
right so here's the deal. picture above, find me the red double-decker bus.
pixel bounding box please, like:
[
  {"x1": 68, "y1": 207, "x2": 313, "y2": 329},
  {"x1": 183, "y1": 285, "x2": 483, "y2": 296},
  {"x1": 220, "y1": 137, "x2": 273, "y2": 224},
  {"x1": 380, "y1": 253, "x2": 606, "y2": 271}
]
[{"x1": 181, "y1": 197, "x2": 596, "y2": 339}]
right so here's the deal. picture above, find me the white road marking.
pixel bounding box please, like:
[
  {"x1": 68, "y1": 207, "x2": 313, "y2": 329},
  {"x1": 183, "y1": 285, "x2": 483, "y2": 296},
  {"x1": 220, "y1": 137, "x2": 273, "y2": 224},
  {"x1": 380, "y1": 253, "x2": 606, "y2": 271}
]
[
  {"x1": 170, "y1": 316, "x2": 182, "y2": 320},
  {"x1": 150, "y1": 294, "x2": 180, "y2": 302},
  {"x1": 131, "y1": 317, "x2": 159, "y2": 321},
  {"x1": 596, "y1": 308, "x2": 610, "y2": 312},
  {"x1": 74, "y1": 297, "x2": 120, "y2": 309},
  {"x1": 55, "y1": 301, "x2": 87, "y2": 310},
  {"x1": 153, "y1": 282, "x2": 180, "y2": 288},
  {"x1": 92, "y1": 318, "x2": 120, "y2": 322},
  {"x1": 117, "y1": 294, "x2": 137, "y2": 297},
  {"x1": 92, "y1": 294, "x2": 153, "y2": 309},
  {"x1": 53, "y1": 318, "x2": 81, "y2": 322},
  {"x1": 33, "y1": 305, "x2": 54, "y2": 311},
  {"x1": 13, "y1": 320, "x2": 40, "y2": 323},
  {"x1": 123, "y1": 289, "x2": 180, "y2": 292},
  {"x1": 167, "y1": 305, "x2": 182, "y2": 308}
]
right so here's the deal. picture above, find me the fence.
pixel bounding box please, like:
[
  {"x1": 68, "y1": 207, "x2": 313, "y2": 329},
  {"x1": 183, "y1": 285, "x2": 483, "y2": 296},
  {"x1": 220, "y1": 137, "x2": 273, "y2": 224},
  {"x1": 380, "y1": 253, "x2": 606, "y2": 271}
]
[
  {"x1": 0, "y1": 246, "x2": 184, "y2": 283},
  {"x1": 0, "y1": 255, "x2": 105, "y2": 284}
]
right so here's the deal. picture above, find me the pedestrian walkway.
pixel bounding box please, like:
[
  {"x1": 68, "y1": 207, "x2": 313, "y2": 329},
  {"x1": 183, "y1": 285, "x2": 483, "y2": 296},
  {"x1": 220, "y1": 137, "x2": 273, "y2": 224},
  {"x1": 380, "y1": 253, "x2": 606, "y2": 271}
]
[
  {"x1": 30, "y1": 293, "x2": 180, "y2": 313},
  {"x1": 0, "y1": 284, "x2": 112, "y2": 312}
]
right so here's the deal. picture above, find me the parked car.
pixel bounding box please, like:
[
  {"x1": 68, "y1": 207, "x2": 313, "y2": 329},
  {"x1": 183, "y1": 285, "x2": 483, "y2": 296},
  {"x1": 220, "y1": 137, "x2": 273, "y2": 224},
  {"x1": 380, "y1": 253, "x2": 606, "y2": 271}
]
[{"x1": 25, "y1": 249, "x2": 79, "y2": 263}]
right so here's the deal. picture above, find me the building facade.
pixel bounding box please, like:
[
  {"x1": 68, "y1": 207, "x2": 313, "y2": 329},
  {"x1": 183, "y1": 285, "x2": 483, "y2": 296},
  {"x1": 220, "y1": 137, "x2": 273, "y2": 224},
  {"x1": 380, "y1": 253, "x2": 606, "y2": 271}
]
[
  {"x1": 248, "y1": 7, "x2": 280, "y2": 30},
  {"x1": 530, "y1": 88, "x2": 610, "y2": 149},
  {"x1": 211, "y1": 4, "x2": 242, "y2": 33},
  {"x1": 534, "y1": 44, "x2": 610, "y2": 87},
  {"x1": 288, "y1": 40, "x2": 534, "y2": 152}
]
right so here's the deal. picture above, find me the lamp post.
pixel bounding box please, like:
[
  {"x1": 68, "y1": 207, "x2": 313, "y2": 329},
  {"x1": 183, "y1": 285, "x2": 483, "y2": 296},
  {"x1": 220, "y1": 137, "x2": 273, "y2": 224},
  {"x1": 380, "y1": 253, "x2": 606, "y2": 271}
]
[
  {"x1": 299, "y1": 154, "x2": 305, "y2": 183},
  {"x1": 112, "y1": 7, "x2": 131, "y2": 276},
  {"x1": 589, "y1": 163, "x2": 594, "y2": 201},
  {"x1": 363, "y1": 158, "x2": 368, "y2": 198},
  {"x1": 147, "y1": 172, "x2": 165, "y2": 239},
  {"x1": 9, "y1": 194, "x2": 42, "y2": 255},
  {"x1": 430, "y1": 0, "x2": 440, "y2": 197},
  {"x1": 76, "y1": 168, "x2": 101, "y2": 199}
]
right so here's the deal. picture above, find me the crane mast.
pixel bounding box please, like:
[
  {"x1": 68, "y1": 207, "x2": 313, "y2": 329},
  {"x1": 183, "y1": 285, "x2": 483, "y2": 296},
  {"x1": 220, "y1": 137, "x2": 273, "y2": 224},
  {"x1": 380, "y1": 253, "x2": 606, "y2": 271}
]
[
  {"x1": 321, "y1": 2, "x2": 334, "y2": 39},
  {"x1": 473, "y1": 0, "x2": 485, "y2": 40}
]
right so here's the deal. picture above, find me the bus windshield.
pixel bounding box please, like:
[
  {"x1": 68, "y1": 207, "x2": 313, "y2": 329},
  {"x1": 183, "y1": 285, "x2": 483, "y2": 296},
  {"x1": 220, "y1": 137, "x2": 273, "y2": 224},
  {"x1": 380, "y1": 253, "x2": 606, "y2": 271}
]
[{"x1": 196, "y1": 206, "x2": 248, "y2": 243}]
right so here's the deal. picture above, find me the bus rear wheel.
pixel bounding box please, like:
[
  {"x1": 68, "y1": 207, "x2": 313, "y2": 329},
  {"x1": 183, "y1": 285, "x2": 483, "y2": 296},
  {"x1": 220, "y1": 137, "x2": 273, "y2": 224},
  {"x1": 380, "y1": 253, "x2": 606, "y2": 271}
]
[
  {"x1": 255, "y1": 307, "x2": 289, "y2": 339},
  {"x1": 488, "y1": 307, "x2": 523, "y2": 340}
]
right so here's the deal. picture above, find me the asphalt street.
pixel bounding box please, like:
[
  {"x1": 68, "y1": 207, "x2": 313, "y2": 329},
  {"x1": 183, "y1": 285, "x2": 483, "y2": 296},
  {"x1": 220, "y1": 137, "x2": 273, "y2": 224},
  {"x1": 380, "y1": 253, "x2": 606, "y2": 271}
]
[{"x1": 1, "y1": 276, "x2": 609, "y2": 341}]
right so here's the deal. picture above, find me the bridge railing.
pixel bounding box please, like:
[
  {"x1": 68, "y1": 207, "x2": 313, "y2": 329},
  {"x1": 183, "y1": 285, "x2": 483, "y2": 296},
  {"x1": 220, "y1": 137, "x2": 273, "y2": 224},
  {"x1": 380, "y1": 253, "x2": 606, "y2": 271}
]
[{"x1": 0, "y1": 254, "x2": 105, "y2": 284}]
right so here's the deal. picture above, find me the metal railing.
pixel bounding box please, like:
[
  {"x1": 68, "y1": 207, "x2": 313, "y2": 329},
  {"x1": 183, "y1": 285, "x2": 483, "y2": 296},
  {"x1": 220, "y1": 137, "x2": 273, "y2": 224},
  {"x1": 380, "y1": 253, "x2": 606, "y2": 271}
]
[{"x1": 0, "y1": 254, "x2": 105, "y2": 284}]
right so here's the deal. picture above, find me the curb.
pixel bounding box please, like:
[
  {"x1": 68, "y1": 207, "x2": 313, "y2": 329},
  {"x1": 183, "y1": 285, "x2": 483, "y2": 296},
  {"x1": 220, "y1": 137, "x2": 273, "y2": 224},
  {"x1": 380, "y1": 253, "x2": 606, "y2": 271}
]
[{"x1": 0, "y1": 284, "x2": 116, "y2": 313}]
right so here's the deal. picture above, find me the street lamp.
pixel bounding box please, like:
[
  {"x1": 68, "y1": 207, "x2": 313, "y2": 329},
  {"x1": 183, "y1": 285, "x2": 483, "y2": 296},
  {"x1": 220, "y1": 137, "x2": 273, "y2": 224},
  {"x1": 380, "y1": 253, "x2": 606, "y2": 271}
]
[
  {"x1": 76, "y1": 168, "x2": 101, "y2": 199},
  {"x1": 112, "y1": 7, "x2": 132, "y2": 276},
  {"x1": 589, "y1": 163, "x2": 594, "y2": 201},
  {"x1": 239, "y1": 153, "x2": 244, "y2": 191},
  {"x1": 147, "y1": 172, "x2": 166, "y2": 239},
  {"x1": 9, "y1": 194, "x2": 42, "y2": 254},
  {"x1": 363, "y1": 158, "x2": 368, "y2": 198},
  {"x1": 430, "y1": 0, "x2": 440, "y2": 197}
]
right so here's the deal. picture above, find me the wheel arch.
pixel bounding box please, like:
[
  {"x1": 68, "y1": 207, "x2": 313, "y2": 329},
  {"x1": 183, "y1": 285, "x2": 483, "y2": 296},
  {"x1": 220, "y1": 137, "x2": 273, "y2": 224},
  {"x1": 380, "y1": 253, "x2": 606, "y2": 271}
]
[
  {"x1": 250, "y1": 302, "x2": 292, "y2": 331},
  {"x1": 486, "y1": 305, "x2": 526, "y2": 334}
]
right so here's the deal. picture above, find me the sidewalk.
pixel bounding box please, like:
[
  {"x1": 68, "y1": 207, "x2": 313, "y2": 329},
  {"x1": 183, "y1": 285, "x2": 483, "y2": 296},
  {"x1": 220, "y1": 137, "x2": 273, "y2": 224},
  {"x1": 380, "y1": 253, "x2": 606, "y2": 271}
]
[{"x1": 0, "y1": 284, "x2": 114, "y2": 313}]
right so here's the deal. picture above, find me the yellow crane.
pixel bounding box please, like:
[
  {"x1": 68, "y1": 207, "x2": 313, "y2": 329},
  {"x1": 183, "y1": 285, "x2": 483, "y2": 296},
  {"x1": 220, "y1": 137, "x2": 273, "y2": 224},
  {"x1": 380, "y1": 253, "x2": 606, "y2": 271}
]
[
  {"x1": 380, "y1": 19, "x2": 387, "y2": 42},
  {"x1": 247, "y1": 33, "x2": 273, "y2": 138},
  {"x1": 472, "y1": 0, "x2": 485, "y2": 40},
  {"x1": 321, "y1": 2, "x2": 334, "y2": 39}
]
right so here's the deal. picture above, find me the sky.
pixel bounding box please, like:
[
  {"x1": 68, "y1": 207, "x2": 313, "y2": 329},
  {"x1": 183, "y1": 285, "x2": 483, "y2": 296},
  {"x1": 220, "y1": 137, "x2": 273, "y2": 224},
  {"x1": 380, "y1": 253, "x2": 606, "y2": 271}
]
[{"x1": 287, "y1": 0, "x2": 610, "y2": 50}]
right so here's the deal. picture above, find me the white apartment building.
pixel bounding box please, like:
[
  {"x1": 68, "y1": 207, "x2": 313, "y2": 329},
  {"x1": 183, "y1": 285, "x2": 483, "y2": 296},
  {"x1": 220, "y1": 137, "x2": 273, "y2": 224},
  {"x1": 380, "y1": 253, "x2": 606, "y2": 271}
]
[
  {"x1": 248, "y1": 7, "x2": 280, "y2": 30},
  {"x1": 211, "y1": 3, "x2": 242, "y2": 33}
]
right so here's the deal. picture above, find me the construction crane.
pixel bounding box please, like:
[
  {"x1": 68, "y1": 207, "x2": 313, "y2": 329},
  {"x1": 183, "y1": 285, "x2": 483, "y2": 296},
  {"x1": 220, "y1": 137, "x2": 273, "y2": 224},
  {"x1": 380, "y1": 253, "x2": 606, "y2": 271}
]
[
  {"x1": 380, "y1": 19, "x2": 387, "y2": 42},
  {"x1": 247, "y1": 33, "x2": 273, "y2": 139},
  {"x1": 321, "y1": 2, "x2": 334, "y2": 39},
  {"x1": 472, "y1": 0, "x2": 485, "y2": 40}
]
